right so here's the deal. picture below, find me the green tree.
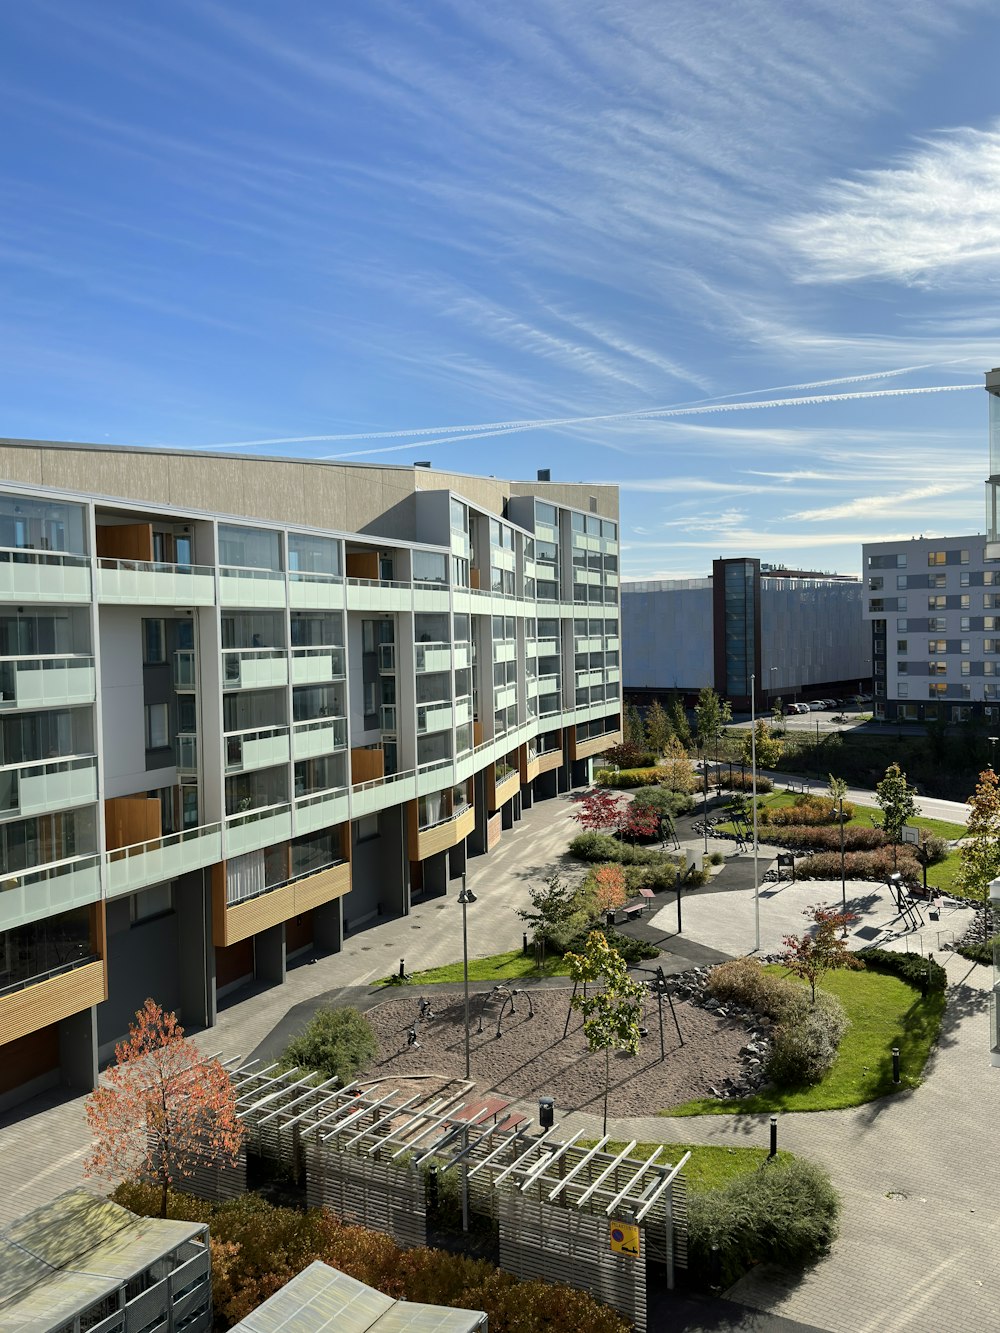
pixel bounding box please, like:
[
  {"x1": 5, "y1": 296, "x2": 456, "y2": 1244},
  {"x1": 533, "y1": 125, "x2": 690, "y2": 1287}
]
[
  {"x1": 957, "y1": 767, "x2": 1000, "y2": 921},
  {"x1": 659, "y1": 734, "x2": 697, "y2": 792},
  {"x1": 667, "y1": 694, "x2": 692, "y2": 748},
  {"x1": 518, "y1": 873, "x2": 592, "y2": 952},
  {"x1": 828, "y1": 775, "x2": 848, "y2": 804},
  {"x1": 694, "y1": 687, "x2": 732, "y2": 751},
  {"x1": 779, "y1": 904, "x2": 863, "y2": 1004},
  {"x1": 565, "y1": 932, "x2": 645, "y2": 1133},
  {"x1": 741, "y1": 719, "x2": 783, "y2": 770},
  {"x1": 771, "y1": 697, "x2": 786, "y2": 731},
  {"x1": 644, "y1": 698, "x2": 672, "y2": 755},
  {"x1": 624, "y1": 702, "x2": 647, "y2": 749},
  {"x1": 875, "y1": 762, "x2": 918, "y2": 869}
]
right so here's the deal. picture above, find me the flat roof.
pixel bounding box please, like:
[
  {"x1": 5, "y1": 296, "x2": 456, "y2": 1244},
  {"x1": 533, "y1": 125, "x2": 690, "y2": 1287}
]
[
  {"x1": 0, "y1": 1190, "x2": 206, "y2": 1333},
  {"x1": 231, "y1": 1260, "x2": 487, "y2": 1333}
]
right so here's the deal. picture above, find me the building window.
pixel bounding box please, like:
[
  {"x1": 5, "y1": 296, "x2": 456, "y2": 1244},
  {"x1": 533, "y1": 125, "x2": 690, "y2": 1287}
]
[
  {"x1": 897, "y1": 640, "x2": 908, "y2": 653},
  {"x1": 869, "y1": 577, "x2": 884, "y2": 591},
  {"x1": 961, "y1": 617, "x2": 971, "y2": 632},
  {"x1": 897, "y1": 618, "x2": 908, "y2": 632},
  {"x1": 961, "y1": 640, "x2": 970, "y2": 654},
  {"x1": 928, "y1": 551, "x2": 946, "y2": 566},
  {"x1": 928, "y1": 596, "x2": 947, "y2": 610},
  {"x1": 356, "y1": 814, "x2": 379, "y2": 842},
  {"x1": 985, "y1": 571, "x2": 996, "y2": 586},
  {"x1": 144, "y1": 703, "x2": 169, "y2": 750},
  {"x1": 130, "y1": 883, "x2": 173, "y2": 923},
  {"x1": 897, "y1": 682, "x2": 908, "y2": 697},
  {"x1": 960, "y1": 595, "x2": 970, "y2": 609},
  {"x1": 961, "y1": 661, "x2": 971, "y2": 676},
  {"x1": 898, "y1": 662, "x2": 908, "y2": 675},
  {"x1": 928, "y1": 682, "x2": 946, "y2": 696},
  {"x1": 961, "y1": 549, "x2": 970, "y2": 565},
  {"x1": 961, "y1": 572, "x2": 971, "y2": 587},
  {"x1": 928, "y1": 640, "x2": 946, "y2": 654},
  {"x1": 987, "y1": 595, "x2": 998, "y2": 609},
  {"x1": 985, "y1": 661, "x2": 995, "y2": 676},
  {"x1": 929, "y1": 661, "x2": 947, "y2": 676},
  {"x1": 142, "y1": 618, "x2": 166, "y2": 664},
  {"x1": 896, "y1": 575, "x2": 907, "y2": 589},
  {"x1": 929, "y1": 618, "x2": 947, "y2": 632},
  {"x1": 929, "y1": 573, "x2": 946, "y2": 589}
]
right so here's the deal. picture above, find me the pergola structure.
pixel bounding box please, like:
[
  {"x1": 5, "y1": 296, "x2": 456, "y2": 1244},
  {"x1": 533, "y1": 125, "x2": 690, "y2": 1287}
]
[{"x1": 220, "y1": 1062, "x2": 690, "y2": 1333}]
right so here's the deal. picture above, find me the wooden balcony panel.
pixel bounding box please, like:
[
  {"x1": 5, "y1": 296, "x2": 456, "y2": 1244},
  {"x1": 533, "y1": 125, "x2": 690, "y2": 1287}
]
[
  {"x1": 571, "y1": 727, "x2": 623, "y2": 762},
  {"x1": 0, "y1": 960, "x2": 106, "y2": 1046},
  {"x1": 409, "y1": 803, "x2": 475, "y2": 860},
  {"x1": 294, "y1": 861, "x2": 351, "y2": 914}
]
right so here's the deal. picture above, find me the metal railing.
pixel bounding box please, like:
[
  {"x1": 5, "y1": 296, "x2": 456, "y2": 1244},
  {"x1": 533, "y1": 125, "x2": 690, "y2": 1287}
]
[
  {"x1": 98, "y1": 555, "x2": 214, "y2": 577},
  {"x1": 106, "y1": 820, "x2": 223, "y2": 864}
]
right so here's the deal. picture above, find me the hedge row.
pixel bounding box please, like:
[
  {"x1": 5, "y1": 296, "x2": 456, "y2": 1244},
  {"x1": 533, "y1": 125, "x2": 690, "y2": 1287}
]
[
  {"x1": 762, "y1": 824, "x2": 888, "y2": 853},
  {"x1": 859, "y1": 947, "x2": 948, "y2": 993},
  {"x1": 569, "y1": 831, "x2": 671, "y2": 865},
  {"x1": 112, "y1": 1183, "x2": 629, "y2": 1333},
  {"x1": 794, "y1": 848, "x2": 922, "y2": 883},
  {"x1": 595, "y1": 766, "x2": 671, "y2": 788},
  {"x1": 760, "y1": 798, "x2": 855, "y2": 827},
  {"x1": 724, "y1": 771, "x2": 774, "y2": 794}
]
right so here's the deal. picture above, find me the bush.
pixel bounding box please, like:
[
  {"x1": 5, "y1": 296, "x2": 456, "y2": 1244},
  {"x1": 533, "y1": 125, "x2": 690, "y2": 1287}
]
[
  {"x1": 687, "y1": 1157, "x2": 839, "y2": 1290},
  {"x1": 602, "y1": 742, "x2": 657, "y2": 769},
  {"x1": 708, "y1": 850, "x2": 724, "y2": 865},
  {"x1": 629, "y1": 786, "x2": 696, "y2": 818},
  {"x1": 279, "y1": 1006, "x2": 378, "y2": 1083},
  {"x1": 722, "y1": 771, "x2": 774, "y2": 793},
  {"x1": 766, "y1": 992, "x2": 849, "y2": 1086},
  {"x1": 568, "y1": 831, "x2": 670, "y2": 865},
  {"x1": 113, "y1": 1184, "x2": 630, "y2": 1333},
  {"x1": 795, "y1": 848, "x2": 922, "y2": 882},
  {"x1": 860, "y1": 947, "x2": 948, "y2": 992},
  {"x1": 760, "y1": 824, "x2": 887, "y2": 852},
  {"x1": 563, "y1": 924, "x2": 659, "y2": 964},
  {"x1": 956, "y1": 939, "x2": 994, "y2": 966},
  {"x1": 760, "y1": 797, "x2": 854, "y2": 827},
  {"x1": 625, "y1": 860, "x2": 709, "y2": 891},
  {"x1": 707, "y1": 958, "x2": 802, "y2": 1019},
  {"x1": 595, "y1": 766, "x2": 667, "y2": 789}
]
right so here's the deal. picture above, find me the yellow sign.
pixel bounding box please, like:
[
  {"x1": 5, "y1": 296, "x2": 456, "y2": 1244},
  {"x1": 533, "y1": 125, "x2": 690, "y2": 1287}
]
[{"x1": 609, "y1": 1220, "x2": 640, "y2": 1258}]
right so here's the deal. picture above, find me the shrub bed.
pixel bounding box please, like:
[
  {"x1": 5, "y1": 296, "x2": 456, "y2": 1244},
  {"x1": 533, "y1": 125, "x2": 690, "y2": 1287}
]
[
  {"x1": 595, "y1": 766, "x2": 668, "y2": 788},
  {"x1": 860, "y1": 947, "x2": 948, "y2": 992},
  {"x1": 629, "y1": 786, "x2": 696, "y2": 818},
  {"x1": 956, "y1": 938, "x2": 994, "y2": 966},
  {"x1": 720, "y1": 771, "x2": 773, "y2": 793},
  {"x1": 687, "y1": 1158, "x2": 839, "y2": 1290},
  {"x1": 563, "y1": 923, "x2": 660, "y2": 965},
  {"x1": 625, "y1": 860, "x2": 710, "y2": 891},
  {"x1": 569, "y1": 831, "x2": 670, "y2": 865},
  {"x1": 760, "y1": 797, "x2": 855, "y2": 827},
  {"x1": 113, "y1": 1183, "x2": 630, "y2": 1333},
  {"x1": 763, "y1": 824, "x2": 888, "y2": 853},
  {"x1": 795, "y1": 848, "x2": 922, "y2": 882}
]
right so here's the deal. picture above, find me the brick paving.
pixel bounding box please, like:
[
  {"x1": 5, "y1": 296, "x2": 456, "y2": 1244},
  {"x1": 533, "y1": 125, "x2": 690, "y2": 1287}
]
[{"x1": 2, "y1": 785, "x2": 996, "y2": 1333}]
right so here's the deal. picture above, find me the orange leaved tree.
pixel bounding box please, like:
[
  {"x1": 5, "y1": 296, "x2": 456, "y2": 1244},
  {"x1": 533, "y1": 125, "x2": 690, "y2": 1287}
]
[
  {"x1": 590, "y1": 864, "x2": 627, "y2": 915},
  {"x1": 84, "y1": 998, "x2": 245, "y2": 1217}
]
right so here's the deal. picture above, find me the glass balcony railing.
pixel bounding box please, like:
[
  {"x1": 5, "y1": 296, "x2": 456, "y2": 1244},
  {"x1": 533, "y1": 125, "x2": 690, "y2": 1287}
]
[
  {"x1": 105, "y1": 822, "x2": 223, "y2": 898},
  {"x1": 290, "y1": 645, "x2": 345, "y2": 684},
  {"x1": 414, "y1": 642, "x2": 452, "y2": 673},
  {"x1": 97, "y1": 557, "x2": 215, "y2": 605},
  {"x1": 291, "y1": 716, "x2": 348, "y2": 758},
  {"x1": 0, "y1": 655, "x2": 95, "y2": 709},
  {"x1": 173, "y1": 649, "x2": 196, "y2": 690},
  {"x1": 219, "y1": 565, "x2": 286, "y2": 608},
  {"x1": 0, "y1": 755, "x2": 98, "y2": 818},
  {"x1": 176, "y1": 732, "x2": 198, "y2": 773},
  {"x1": 222, "y1": 648, "x2": 288, "y2": 690},
  {"x1": 225, "y1": 726, "x2": 290, "y2": 773},
  {"x1": 417, "y1": 703, "x2": 454, "y2": 735},
  {"x1": 0, "y1": 854, "x2": 103, "y2": 931},
  {"x1": 0, "y1": 547, "x2": 91, "y2": 603}
]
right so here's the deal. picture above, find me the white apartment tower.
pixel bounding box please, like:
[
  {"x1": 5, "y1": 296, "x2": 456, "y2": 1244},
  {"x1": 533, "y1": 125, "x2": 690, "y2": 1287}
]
[{"x1": 0, "y1": 442, "x2": 621, "y2": 1110}]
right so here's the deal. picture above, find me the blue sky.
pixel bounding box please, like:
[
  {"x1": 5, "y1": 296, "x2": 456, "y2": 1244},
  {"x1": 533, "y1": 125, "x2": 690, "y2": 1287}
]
[{"x1": 2, "y1": 1, "x2": 999, "y2": 578}]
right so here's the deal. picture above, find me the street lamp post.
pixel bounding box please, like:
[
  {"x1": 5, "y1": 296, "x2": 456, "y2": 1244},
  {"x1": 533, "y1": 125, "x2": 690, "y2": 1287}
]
[
  {"x1": 751, "y1": 672, "x2": 760, "y2": 952},
  {"x1": 838, "y1": 793, "x2": 847, "y2": 927},
  {"x1": 458, "y1": 876, "x2": 477, "y2": 1079}
]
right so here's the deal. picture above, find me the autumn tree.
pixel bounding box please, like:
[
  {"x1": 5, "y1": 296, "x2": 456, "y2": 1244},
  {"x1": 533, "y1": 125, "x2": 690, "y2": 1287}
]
[
  {"x1": 621, "y1": 799, "x2": 660, "y2": 843},
  {"x1": 85, "y1": 999, "x2": 245, "y2": 1217},
  {"x1": 741, "y1": 719, "x2": 783, "y2": 770},
  {"x1": 779, "y1": 904, "x2": 862, "y2": 1005},
  {"x1": 875, "y1": 762, "x2": 918, "y2": 870},
  {"x1": 589, "y1": 864, "x2": 627, "y2": 915},
  {"x1": 958, "y1": 767, "x2": 1000, "y2": 921},
  {"x1": 574, "y1": 787, "x2": 625, "y2": 834},
  {"x1": 644, "y1": 698, "x2": 672, "y2": 756},
  {"x1": 660, "y1": 734, "x2": 697, "y2": 792},
  {"x1": 565, "y1": 932, "x2": 645, "y2": 1133}
]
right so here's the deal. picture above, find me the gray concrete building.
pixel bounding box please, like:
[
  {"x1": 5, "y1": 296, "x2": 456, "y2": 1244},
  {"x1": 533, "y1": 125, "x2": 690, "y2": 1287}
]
[{"x1": 0, "y1": 441, "x2": 621, "y2": 1110}]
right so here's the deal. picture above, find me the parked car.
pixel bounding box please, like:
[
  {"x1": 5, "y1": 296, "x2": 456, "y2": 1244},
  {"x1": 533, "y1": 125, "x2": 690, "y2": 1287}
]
[
  {"x1": 791, "y1": 702, "x2": 810, "y2": 714},
  {"x1": 807, "y1": 701, "x2": 826, "y2": 711}
]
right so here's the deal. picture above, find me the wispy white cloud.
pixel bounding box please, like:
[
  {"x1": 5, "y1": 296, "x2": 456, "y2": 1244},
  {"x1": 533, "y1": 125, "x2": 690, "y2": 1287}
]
[
  {"x1": 789, "y1": 482, "x2": 974, "y2": 522},
  {"x1": 779, "y1": 122, "x2": 1000, "y2": 286}
]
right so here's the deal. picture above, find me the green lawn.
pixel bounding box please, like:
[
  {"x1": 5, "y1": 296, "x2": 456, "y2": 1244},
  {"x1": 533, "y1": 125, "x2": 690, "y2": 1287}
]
[
  {"x1": 716, "y1": 790, "x2": 966, "y2": 841},
  {"x1": 388, "y1": 948, "x2": 572, "y2": 985},
  {"x1": 926, "y1": 850, "x2": 965, "y2": 896},
  {"x1": 585, "y1": 1139, "x2": 793, "y2": 1193},
  {"x1": 668, "y1": 965, "x2": 945, "y2": 1115}
]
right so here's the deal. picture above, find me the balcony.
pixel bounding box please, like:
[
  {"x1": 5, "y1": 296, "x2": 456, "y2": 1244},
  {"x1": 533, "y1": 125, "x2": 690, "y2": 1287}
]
[
  {"x1": 176, "y1": 732, "x2": 198, "y2": 774},
  {"x1": 414, "y1": 642, "x2": 452, "y2": 674},
  {"x1": 96, "y1": 557, "x2": 215, "y2": 605},
  {"x1": 408, "y1": 802, "x2": 475, "y2": 861},
  {"x1": 219, "y1": 565, "x2": 286, "y2": 608},
  {"x1": 0, "y1": 548, "x2": 91, "y2": 603},
  {"x1": 486, "y1": 762, "x2": 520, "y2": 810},
  {"x1": 0, "y1": 756, "x2": 98, "y2": 818},
  {"x1": 535, "y1": 637, "x2": 560, "y2": 656},
  {"x1": 453, "y1": 641, "x2": 471, "y2": 670},
  {"x1": 294, "y1": 787, "x2": 351, "y2": 835},
  {"x1": 291, "y1": 645, "x2": 345, "y2": 685},
  {"x1": 494, "y1": 641, "x2": 517, "y2": 663},
  {"x1": 346, "y1": 577, "x2": 413, "y2": 612},
  {"x1": 291, "y1": 717, "x2": 347, "y2": 759},
  {"x1": 222, "y1": 648, "x2": 288, "y2": 690},
  {"x1": 417, "y1": 702, "x2": 453, "y2": 735},
  {"x1": 214, "y1": 857, "x2": 351, "y2": 947},
  {"x1": 105, "y1": 822, "x2": 223, "y2": 899},
  {"x1": 225, "y1": 803, "x2": 294, "y2": 857},
  {"x1": 225, "y1": 726, "x2": 290, "y2": 773},
  {"x1": 0, "y1": 955, "x2": 106, "y2": 1044},
  {"x1": 288, "y1": 570, "x2": 344, "y2": 610},
  {"x1": 0, "y1": 655, "x2": 96, "y2": 710},
  {"x1": 494, "y1": 684, "x2": 517, "y2": 711},
  {"x1": 0, "y1": 855, "x2": 103, "y2": 932},
  {"x1": 454, "y1": 696, "x2": 473, "y2": 727}
]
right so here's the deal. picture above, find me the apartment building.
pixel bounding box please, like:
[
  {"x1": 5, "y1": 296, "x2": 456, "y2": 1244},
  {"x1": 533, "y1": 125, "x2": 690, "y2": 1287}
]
[
  {"x1": 0, "y1": 441, "x2": 622, "y2": 1110},
  {"x1": 623, "y1": 558, "x2": 869, "y2": 709}
]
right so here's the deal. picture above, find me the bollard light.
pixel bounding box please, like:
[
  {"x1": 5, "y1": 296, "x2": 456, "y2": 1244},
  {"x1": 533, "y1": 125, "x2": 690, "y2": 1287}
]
[
  {"x1": 399, "y1": 958, "x2": 405, "y2": 979},
  {"x1": 769, "y1": 1115, "x2": 778, "y2": 1159},
  {"x1": 538, "y1": 1096, "x2": 554, "y2": 1129},
  {"x1": 892, "y1": 1046, "x2": 900, "y2": 1085}
]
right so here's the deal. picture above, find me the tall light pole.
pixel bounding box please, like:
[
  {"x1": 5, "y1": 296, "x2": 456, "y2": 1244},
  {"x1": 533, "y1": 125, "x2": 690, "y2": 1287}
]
[
  {"x1": 751, "y1": 671, "x2": 760, "y2": 952},
  {"x1": 839, "y1": 793, "x2": 847, "y2": 926},
  {"x1": 458, "y1": 875, "x2": 477, "y2": 1080}
]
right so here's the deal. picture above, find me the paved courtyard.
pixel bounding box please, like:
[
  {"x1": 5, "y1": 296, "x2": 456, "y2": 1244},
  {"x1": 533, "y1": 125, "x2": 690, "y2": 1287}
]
[{"x1": 1, "y1": 782, "x2": 997, "y2": 1333}]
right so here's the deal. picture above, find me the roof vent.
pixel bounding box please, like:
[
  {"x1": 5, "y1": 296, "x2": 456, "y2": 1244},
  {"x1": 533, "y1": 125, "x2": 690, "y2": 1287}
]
[
  {"x1": 537, "y1": 468, "x2": 551, "y2": 482},
  {"x1": 414, "y1": 461, "x2": 432, "y2": 468}
]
